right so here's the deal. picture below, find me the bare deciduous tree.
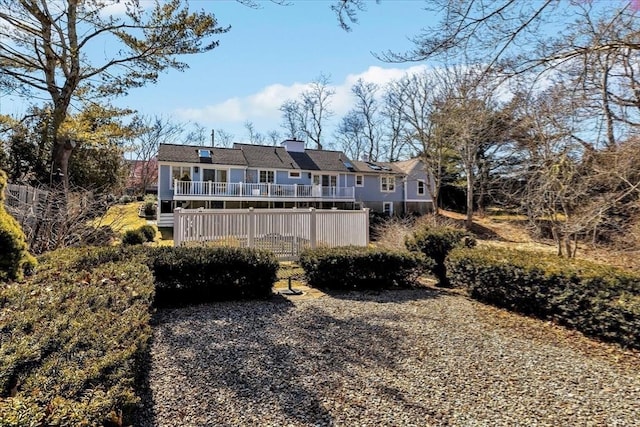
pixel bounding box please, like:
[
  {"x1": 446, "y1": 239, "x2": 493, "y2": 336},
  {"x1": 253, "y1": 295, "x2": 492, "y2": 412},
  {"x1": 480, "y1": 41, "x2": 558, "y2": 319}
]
[
  {"x1": 280, "y1": 73, "x2": 335, "y2": 149},
  {"x1": 130, "y1": 115, "x2": 185, "y2": 196}
]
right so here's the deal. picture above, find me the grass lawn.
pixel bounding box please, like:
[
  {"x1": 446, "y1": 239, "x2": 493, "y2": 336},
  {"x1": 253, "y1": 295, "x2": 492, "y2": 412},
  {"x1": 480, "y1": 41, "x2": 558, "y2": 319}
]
[
  {"x1": 96, "y1": 202, "x2": 147, "y2": 232},
  {"x1": 94, "y1": 202, "x2": 174, "y2": 245}
]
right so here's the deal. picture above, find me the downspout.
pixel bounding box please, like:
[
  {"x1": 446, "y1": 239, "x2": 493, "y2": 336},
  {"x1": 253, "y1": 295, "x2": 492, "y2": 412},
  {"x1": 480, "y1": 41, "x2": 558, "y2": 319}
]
[{"x1": 403, "y1": 176, "x2": 407, "y2": 215}]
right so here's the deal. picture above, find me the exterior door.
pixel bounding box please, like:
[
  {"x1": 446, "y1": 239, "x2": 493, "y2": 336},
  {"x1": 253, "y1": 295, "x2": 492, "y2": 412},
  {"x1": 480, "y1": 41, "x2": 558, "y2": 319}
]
[
  {"x1": 313, "y1": 174, "x2": 337, "y2": 186},
  {"x1": 383, "y1": 202, "x2": 393, "y2": 216}
]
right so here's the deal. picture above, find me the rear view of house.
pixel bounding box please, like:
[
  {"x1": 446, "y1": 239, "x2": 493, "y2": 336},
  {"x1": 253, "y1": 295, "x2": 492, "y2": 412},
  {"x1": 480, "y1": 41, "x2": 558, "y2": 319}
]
[{"x1": 157, "y1": 139, "x2": 433, "y2": 227}]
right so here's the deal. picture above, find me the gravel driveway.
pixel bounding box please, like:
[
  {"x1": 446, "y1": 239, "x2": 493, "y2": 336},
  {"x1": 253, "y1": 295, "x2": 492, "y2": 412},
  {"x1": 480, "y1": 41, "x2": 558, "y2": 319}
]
[{"x1": 138, "y1": 288, "x2": 640, "y2": 426}]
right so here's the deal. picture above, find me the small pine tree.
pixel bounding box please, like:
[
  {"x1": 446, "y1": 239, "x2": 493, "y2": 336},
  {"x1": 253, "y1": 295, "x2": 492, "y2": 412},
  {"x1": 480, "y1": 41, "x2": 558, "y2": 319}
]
[{"x1": 0, "y1": 170, "x2": 37, "y2": 281}]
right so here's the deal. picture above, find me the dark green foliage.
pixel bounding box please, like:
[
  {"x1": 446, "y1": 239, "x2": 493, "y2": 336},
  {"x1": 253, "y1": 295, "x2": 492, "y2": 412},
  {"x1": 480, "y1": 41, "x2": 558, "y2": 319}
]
[
  {"x1": 0, "y1": 247, "x2": 155, "y2": 425},
  {"x1": 62, "y1": 246, "x2": 145, "y2": 272},
  {"x1": 143, "y1": 202, "x2": 156, "y2": 218},
  {"x1": 0, "y1": 170, "x2": 37, "y2": 282},
  {"x1": 405, "y1": 226, "x2": 473, "y2": 287},
  {"x1": 122, "y1": 229, "x2": 145, "y2": 245},
  {"x1": 299, "y1": 246, "x2": 428, "y2": 290},
  {"x1": 119, "y1": 195, "x2": 134, "y2": 204},
  {"x1": 146, "y1": 246, "x2": 279, "y2": 306},
  {"x1": 447, "y1": 247, "x2": 640, "y2": 350},
  {"x1": 138, "y1": 224, "x2": 156, "y2": 242}
]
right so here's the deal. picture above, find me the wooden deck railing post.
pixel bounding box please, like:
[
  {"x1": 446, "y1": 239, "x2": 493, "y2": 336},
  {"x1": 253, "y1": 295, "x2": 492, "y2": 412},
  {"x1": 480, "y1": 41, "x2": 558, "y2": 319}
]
[
  {"x1": 364, "y1": 208, "x2": 370, "y2": 246},
  {"x1": 309, "y1": 207, "x2": 317, "y2": 249},
  {"x1": 174, "y1": 208, "x2": 182, "y2": 247},
  {"x1": 248, "y1": 207, "x2": 255, "y2": 248}
]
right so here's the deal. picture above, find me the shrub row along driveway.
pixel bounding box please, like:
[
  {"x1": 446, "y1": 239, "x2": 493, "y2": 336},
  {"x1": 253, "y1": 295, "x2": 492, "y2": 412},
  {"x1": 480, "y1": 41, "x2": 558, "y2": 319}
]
[{"x1": 139, "y1": 289, "x2": 640, "y2": 426}]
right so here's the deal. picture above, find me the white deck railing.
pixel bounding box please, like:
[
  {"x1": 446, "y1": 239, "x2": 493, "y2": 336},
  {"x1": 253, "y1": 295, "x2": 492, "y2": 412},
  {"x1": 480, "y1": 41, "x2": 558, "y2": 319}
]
[
  {"x1": 173, "y1": 207, "x2": 369, "y2": 260},
  {"x1": 173, "y1": 180, "x2": 355, "y2": 200}
]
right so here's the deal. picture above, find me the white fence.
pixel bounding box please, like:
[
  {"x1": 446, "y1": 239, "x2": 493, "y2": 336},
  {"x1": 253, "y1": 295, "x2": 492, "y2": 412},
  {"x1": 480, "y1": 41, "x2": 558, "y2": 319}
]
[
  {"x1": 4, "y1": 184, "x2": 50, "y2": 216},
  {"x1": 173, "y1": 207, "x2": 370, "y2": 260}
]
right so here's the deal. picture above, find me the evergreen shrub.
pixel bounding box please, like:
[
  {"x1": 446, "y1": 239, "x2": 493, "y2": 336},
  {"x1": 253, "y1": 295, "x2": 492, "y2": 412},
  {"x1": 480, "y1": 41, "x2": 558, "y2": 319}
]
[
  {"x1": 146, "y1": 246, "x2": 279, "y2": 306},
  {"x1": 122, "y1": 229, "x2": 145, "y2": 245},
  {"x1": 138, "y1": 224, "x2": 156, "y2": 242},
  {"x1": 446, "y1": 247, "x2": 640, "y2": 350},
  {"x1": 299, "y1": 246, "x2": 429, "y2": 290},
  {"x1": 405, "y1": 226, "x2": 473, "y2": 286},
  {"x1": 0, "y1": 247, "x2": 154, "y2": 426}
]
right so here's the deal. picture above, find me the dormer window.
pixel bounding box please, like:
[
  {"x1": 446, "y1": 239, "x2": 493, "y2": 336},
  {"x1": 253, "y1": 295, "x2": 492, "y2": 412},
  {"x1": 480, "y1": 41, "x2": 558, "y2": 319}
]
[{"x1": 198, "y1": 149, "x2": 211, "y2": 158}]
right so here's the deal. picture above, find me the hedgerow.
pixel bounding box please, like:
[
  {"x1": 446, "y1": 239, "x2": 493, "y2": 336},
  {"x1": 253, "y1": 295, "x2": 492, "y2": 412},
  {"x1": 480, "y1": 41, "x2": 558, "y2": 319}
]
[
  {"x1": 447, "y1": 247, "x2": 640, "y2": 350},
  {"x1": 299, "y1": 246, "x2": 428, "y2": 290},
  {"x1": 146, "y1": 246, "x2": 279, "y2": 306},
  {"x1": 0, "y1": 247, "x2": 155, "y2": 426}
]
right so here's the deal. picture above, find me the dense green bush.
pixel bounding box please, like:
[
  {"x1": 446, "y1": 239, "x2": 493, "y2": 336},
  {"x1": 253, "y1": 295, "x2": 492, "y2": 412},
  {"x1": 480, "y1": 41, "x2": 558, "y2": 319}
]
[
  {"x1": 119, "y1": 194, "x2": 134, "y2": 204},
  {"x1": 447, "y1": 247, "x2": 640, "y2": 350},
  {"x1": 147, "y1": 246, "x2": 279, "y2": 306},
  {"x1": 0, "y1": 247, "x2": 155, "y2": 426},
  {"x1": 299, "y1": 246, "x2": 429, "y2": 290},
  {"x1": 138, "y1": 224, "x2": 156, "y2": 242},
  {"x1": 122, "y1": 228, "x2": 145, "y2": 245},
  {"x1": 405, "y1": 226, "x2": 473, "y2": 287},
  {"x1": 0, "y1": 170, "x2": 37, "y2": 282},
  {"x1": 143, "y1": 202, "x2": 156, "y2": 218}
]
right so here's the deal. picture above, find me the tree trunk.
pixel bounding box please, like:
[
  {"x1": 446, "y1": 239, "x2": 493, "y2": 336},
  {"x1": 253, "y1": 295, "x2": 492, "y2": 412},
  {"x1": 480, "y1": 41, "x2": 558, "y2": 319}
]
[
  {"x1": 465, "y1": 173, "x2": 474, "y2": 230},
  {"x1": 432, "y1": 192, "x2": 440, "y2": 216},
  {"x1": 52, "y1": 137, "x2": 74, "y2": 191}
]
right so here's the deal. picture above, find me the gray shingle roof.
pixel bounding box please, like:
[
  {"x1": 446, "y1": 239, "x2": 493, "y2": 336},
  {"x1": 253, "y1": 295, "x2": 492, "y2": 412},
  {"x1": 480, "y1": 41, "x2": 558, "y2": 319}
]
[
  {"x1": 158, "y1": 143, "x2": 412, "y2": 176},
  {"x1": 352, "y1": 160, "x2": 404, "y2": 174},
  {"x1": 289, "y1": 149, "x2": 353, "y2": 172},
  {"x1": 158, "y1": 144, "x2": 247, "y2": 166},
  {"x1": 233, "y1": 144, "x2": 299, "y2": 169}
]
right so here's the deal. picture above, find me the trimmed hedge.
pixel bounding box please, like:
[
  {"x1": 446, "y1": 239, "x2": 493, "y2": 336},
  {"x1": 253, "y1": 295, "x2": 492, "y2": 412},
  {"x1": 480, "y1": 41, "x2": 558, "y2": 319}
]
[
  {"x1": 147, "y1": 246, "x2": 279, "y2": 306},
  {"x1": 0, "y1": 245, "x2": 281, "y2": 425},
  {"x1": 67, "y1": 246, "x2": 280, "y2": 306},
  {"x1": 447, "y1": 247, "x2": 640, "y2": 350},
  {"x1": 299, "y1": 246, "x2": 429, "y2": 290},
  {"x1": 0, "y1": 247, "x2": 155, "y2": 426},
  {"x1": 405, "y1": 226, "x2": 474, "y2": 287}
]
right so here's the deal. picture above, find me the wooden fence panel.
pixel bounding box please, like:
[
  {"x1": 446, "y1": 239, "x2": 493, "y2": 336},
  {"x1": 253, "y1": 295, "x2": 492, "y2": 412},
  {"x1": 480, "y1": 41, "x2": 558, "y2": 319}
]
[{"x1": 173, "y1": 208, "x2": 369, "y2": 260}]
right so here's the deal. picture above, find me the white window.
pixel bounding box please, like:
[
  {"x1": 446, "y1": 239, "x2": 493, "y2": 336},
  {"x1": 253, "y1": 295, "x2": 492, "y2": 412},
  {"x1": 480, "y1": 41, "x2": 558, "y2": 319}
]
[
  {"x1": 417, "y1": 180, "x2": 426, "y2": 196},
  {"x1": 289, "y1": 171, "x2": 301, "y2": 179},
  {"x1": 355, "y1": 175, "x2": 364, "y2": 187},
  {"x1": 380, "y1": 176, "x2": 396, "y2": 192},
  {"x1": 259, "y1": 170, "x2": 275, "y2": 183},
  {"x1": 383, "y1": 202, "x2": 393, "y2": 216},
  {"x1": 203, "y1": 169, "x2": 227, "y2": 182},
  {"x1": 171, "y1": 166, "x2": 191, "y2": 188}
]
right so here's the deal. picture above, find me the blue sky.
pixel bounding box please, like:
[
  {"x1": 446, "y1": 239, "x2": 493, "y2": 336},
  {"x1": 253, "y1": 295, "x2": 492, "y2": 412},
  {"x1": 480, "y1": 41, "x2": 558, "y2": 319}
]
[
  {"x1": 125, "y1": 0, "x2": 436, "y2": 143},
  {"x1": 2, "y1": 0, "x2": 436, "y2": 145}
]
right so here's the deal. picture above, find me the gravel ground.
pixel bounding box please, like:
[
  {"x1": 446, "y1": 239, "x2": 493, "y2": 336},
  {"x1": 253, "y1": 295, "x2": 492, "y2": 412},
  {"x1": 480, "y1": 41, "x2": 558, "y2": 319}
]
[{"x1": 138, "y1": 288, "x2": 640, "y2": 427}]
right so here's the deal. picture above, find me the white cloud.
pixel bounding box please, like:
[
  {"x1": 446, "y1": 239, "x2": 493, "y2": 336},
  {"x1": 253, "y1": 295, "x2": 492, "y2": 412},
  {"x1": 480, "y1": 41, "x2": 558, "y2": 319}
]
[
  {"x1": 176, "y1": 98, "x2": 245, "y2": 123},
  {"x1": 173, "y1": 65, "x2": 430, "y2": 131}
]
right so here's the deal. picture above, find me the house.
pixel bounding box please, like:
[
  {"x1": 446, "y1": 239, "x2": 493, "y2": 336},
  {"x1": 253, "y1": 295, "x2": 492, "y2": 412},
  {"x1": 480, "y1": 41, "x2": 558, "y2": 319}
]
[
  {"x1": 125, "y1": 158, "x2": 158, "y2": 195},
  {"x1": 157, "y1": 139, "x2": 433, "y2": 227}
]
